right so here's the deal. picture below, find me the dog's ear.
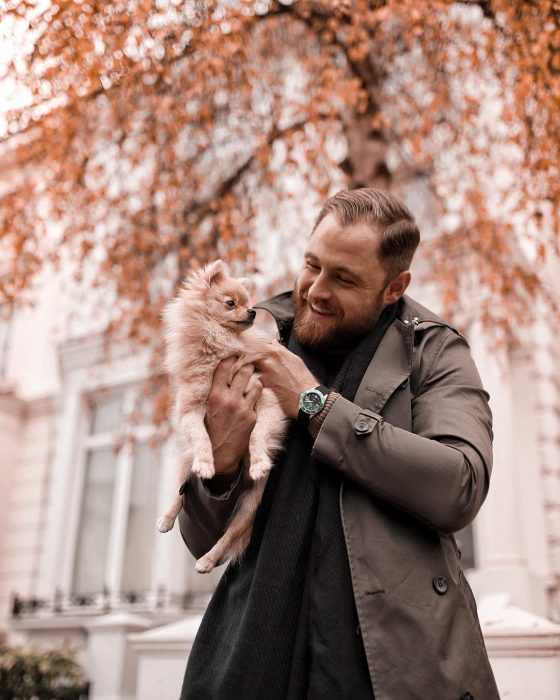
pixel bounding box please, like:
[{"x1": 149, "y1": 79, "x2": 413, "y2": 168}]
[
  {"x1": 237, "y1": 277, "x2": 255, "y2": 297},
  {"x1": 202, "y1": 259, "x2": 227, "y2": 286}
]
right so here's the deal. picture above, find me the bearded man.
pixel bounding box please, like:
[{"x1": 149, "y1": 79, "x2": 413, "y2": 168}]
[{"x1": 178, "y1": 188, "x2": 500, "y2": 700}]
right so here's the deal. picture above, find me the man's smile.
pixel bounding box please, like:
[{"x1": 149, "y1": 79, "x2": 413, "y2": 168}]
[{"x1": 308, "y1": 303, "x2": 337, "y2": 318}]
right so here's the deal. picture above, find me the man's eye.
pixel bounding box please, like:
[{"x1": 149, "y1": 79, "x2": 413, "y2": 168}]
[
  {"x1": 225, "y1": 299, "x2": 236, "y2": 307},
  {"x1": 338, "y1": 277, "x2": 353, "y2": 285},
  {"x1": 306, "y1": 262, "x2": 319, "y2": 270}
]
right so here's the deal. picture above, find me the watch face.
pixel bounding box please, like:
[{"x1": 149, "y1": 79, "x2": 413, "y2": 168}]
[{"x1": 300, "y1": 388, "x2": 326, "y2": 415}]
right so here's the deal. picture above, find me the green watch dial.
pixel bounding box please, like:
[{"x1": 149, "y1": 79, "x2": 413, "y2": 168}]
[{"x1": 299, "y1": 387, "x2": 327, "y2": 416}]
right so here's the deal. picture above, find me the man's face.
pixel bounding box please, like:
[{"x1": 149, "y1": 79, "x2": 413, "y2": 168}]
[{"x1": 293, "y1": 214, "x2": 390, "y2": 352}]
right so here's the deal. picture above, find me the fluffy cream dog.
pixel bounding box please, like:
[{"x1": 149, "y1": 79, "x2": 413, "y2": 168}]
[{"x1": 157, "y1": 260, "x2": 287, "y2": 573}]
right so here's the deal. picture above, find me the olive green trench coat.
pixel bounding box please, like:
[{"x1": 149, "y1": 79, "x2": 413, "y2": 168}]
[{"x1": 179, "y1": 293, "x2": 500, "y2": 700}]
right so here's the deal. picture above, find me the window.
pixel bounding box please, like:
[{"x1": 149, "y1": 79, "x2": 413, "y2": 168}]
[
  {"x1": 73, "y1": 446, "x2": 117, "y2": 594},
  {"x1": 72, "y1": 388, "x2": 160, "y2": 598},
  {"x1": 121, "y1": 443, "x2": 158, "y2": 592}
]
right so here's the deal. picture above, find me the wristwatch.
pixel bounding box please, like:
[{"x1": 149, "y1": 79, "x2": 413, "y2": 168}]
[{"x1": 298, "y1": 385, "x2": 329, "y2": 426}]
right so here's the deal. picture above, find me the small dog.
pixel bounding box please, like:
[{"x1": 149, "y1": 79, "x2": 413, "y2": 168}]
[{"x1": 157, "y1": 260, "x2": 287, "y2": 573}]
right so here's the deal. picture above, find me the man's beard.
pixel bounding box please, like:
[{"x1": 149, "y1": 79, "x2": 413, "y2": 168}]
[{"x1": 292, "y1": 284, "x2": 386, "y2": 353}]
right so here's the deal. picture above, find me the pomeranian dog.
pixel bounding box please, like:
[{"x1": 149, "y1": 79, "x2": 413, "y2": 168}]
[{"x1": 157, "y1": 259, "x2": 287, "y2": 573}]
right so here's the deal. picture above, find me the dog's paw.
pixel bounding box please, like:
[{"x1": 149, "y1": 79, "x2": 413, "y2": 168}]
[
  {"x1": 249, "y1": 459, "x2": 270, "y2": 481},
  {"x1": 195, "y1": 554, "x2": 216, "y2": 574},
  {"x1": 192, "y1": 458, "x2": 215, "y2": 480},
  {"x1": 157, "y1": 515, "x2": 175, "y2": 533}
]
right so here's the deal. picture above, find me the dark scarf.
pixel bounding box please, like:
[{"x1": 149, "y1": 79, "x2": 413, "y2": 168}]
[{"x1": 181, "y1": 300, "x2": 399, "y2": 699}]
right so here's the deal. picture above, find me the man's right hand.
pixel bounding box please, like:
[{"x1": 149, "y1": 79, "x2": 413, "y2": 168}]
[{"x1": 206, "y1": 357, "x2": 263, "y2": 474}]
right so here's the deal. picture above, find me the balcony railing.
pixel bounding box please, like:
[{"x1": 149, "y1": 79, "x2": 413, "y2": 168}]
[{"x1": 10, "y1": 586, "x2": 206, "y2": 619}]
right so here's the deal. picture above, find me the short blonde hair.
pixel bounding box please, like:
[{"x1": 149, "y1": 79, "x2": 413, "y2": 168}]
[{"x1": 313, "y1": 188, "x2": 420, "y2": 278}]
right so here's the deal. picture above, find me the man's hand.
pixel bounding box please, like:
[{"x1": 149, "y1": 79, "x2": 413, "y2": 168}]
[
  {"x1": 206, "y1": 357, "x2": 263, "y2": 474},
  {"x1": 229, "y1": 341, "x2": 318, "y2": 419}
]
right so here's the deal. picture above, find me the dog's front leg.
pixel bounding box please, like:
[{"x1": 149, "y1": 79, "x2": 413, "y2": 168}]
[
  {"x1": 181, "y1": 406, "x2": 215, "y2": 480},
  {"x1": 156, "y1": 448, "x2": 192, "y2": 533},
  {"x1": 248, "y1": 389, "x2": 287, "y2": 480}
]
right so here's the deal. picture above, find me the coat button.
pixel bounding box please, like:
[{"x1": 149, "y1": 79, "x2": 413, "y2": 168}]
[
  {"x1": 433, "y1": 576, "x2": 449, "y2": 595},
  {"x1": 398, "y1": 377, "x2": 409, "y2": 390},
  {"x1": 460, "y1": 694, "x2": 474, "y2": 700},
  {"x1": 355, "y1": 420, "x2": 370, "y2": 433}
]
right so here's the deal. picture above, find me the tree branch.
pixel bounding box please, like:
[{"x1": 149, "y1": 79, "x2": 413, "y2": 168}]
[{"x1": 179, "y1": 117, "x2": 315, "y2": 247}]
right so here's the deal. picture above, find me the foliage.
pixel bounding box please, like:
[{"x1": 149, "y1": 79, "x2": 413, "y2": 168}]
[
  {"x1": 0, "y1": 0, "x2": 558, "y2": 350},
  {"x1": 0, "y1": 642, "x2": 88, "y2": 699}
]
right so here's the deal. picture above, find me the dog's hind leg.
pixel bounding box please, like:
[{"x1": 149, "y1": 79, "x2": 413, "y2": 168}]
[
  {"x1": 195, "y1": 476, "x2": 267, "y2": 573},
  {"x1": 156, "y1": 448, "x2": 193, "y2": 533},
  {"x1": 157, "y1": 494, "x2": 183, "y2": 533}
]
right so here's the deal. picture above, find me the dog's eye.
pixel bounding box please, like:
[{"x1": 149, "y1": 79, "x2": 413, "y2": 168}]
[{"x1": 225, "y1": 299, "x2": 236, "y2": 308}]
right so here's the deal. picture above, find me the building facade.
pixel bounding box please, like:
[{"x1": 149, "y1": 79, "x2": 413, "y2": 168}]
[{"x1": 1, "y1": 258, "x2": 560, "y2": 699}]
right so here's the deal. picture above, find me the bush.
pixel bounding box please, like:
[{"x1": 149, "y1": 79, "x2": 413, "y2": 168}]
[{"x1": 0, "y1": 643, "x2": 89, "y2": 700}]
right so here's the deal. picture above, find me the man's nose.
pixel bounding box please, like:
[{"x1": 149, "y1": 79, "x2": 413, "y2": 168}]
[{"x1": 307, "y1": 273, "x2": 331, "y2": 300}]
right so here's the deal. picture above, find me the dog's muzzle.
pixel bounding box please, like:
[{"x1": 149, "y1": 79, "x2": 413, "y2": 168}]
[{"x1": 237, "y1": 308, "x2": 256, "y2": 325}]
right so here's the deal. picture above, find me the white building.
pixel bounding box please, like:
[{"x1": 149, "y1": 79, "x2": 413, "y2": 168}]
[{"x1": 1, "y1": 205, "x2": 560, "y2": 699}]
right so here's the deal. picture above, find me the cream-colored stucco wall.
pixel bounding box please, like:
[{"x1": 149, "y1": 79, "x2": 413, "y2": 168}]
[{"x1": 0, "y1": 395, "x2": 57, "y2": 625}]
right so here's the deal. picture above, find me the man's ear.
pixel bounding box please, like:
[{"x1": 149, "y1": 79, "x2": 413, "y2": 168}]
[{"x1": 383, "y1": 270, "x2": 411, "y2": 305}]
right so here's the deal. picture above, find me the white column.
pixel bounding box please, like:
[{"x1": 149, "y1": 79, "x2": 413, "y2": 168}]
[
  {"x1": 86, "y1": 613, "x2": 151, "y2": 700},
  {"x1": 129, "y1": 615, "x2": 203, "y2": 700},
  {"x1": 468, "y1": 328, "x2": 548, "y2": 615},
  {"x1": 480, "y1": 595, "x2": 560, "y2": 700},
  {"x1": 36, "y1": 388, "x2": 83, "y2": 597}
]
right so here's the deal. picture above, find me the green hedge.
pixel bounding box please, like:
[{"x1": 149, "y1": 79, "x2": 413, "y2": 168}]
[{"x1": 0, "y1": 643, "x2": 89, "y2": 700}]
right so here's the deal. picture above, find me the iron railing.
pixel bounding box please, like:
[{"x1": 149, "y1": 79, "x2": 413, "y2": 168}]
[{"x1": 10, "y1": 586, "x2": 204, "y2": 619}]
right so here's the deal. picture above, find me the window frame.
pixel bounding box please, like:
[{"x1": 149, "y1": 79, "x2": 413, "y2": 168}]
[{"x1": 65, "y1": 384, "x2": 160, "y2": 600}]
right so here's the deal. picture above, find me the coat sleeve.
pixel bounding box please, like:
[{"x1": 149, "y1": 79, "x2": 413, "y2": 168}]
[
  {"x1": 311, "y1": 330, "x2": 493, "y2": 532},
  {"x1": 178, "y1": 469, "x2": 249, "y2": 559}
]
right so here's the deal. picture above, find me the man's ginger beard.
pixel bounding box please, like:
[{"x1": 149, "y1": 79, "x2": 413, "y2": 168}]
[{"x1": 292, "y1": 282, "x2": 387, "y2": 353}]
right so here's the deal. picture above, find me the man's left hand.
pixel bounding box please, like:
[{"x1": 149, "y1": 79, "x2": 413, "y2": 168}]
[{"x1": 230, "y1": 341, "x2": 318, "y2": 418}]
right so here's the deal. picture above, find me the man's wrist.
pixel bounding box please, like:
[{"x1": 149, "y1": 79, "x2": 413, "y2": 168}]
[
  {"x1": 308, "y1": 392, "x2": 341, "y2": 439},
  {"x1": 298, "y1": 384, "x2": 329, "y2": 425}
]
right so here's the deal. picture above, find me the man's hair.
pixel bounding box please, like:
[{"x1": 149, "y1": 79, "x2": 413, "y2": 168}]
[{"x1": 312, "y1": 188, "x2": 420, "y2": 279}]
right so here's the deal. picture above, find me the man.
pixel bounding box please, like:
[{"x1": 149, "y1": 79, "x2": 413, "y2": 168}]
[{"x1": 179, "y1": 188, "x2": 500, "y2": 699}]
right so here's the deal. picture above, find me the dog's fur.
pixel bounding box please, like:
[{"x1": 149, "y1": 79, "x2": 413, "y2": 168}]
[{"x1": 157, "y1": 260, "x2": 287, "y2": 573}]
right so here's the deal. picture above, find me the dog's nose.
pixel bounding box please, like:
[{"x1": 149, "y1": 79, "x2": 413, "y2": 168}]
[{"x1": 247, "y1": 308, "x2": 256, "y2": 319}]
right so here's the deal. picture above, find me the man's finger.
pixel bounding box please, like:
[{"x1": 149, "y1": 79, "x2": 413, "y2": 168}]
[
  {"x1": 213, "y1": 357, "x2": 238, "y2": 386},
  {"x1": 230, "y1": 362, "x2": 255, "y2": 392},
  {"x1": 244, "y1": 375, "x2": 264, "y2": 407},
  {"x1": 227, "y1": 353, "x2": 261, "y2": 384}
]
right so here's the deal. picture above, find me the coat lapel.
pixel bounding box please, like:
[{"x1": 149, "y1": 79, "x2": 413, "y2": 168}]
[{"x1": 354, "y1": 319, "x2": 415, "y2": 414}]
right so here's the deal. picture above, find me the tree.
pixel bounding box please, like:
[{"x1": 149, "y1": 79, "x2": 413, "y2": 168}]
[{"x1": 0, "y1": 0, "x2": 558, "y2": 351}]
